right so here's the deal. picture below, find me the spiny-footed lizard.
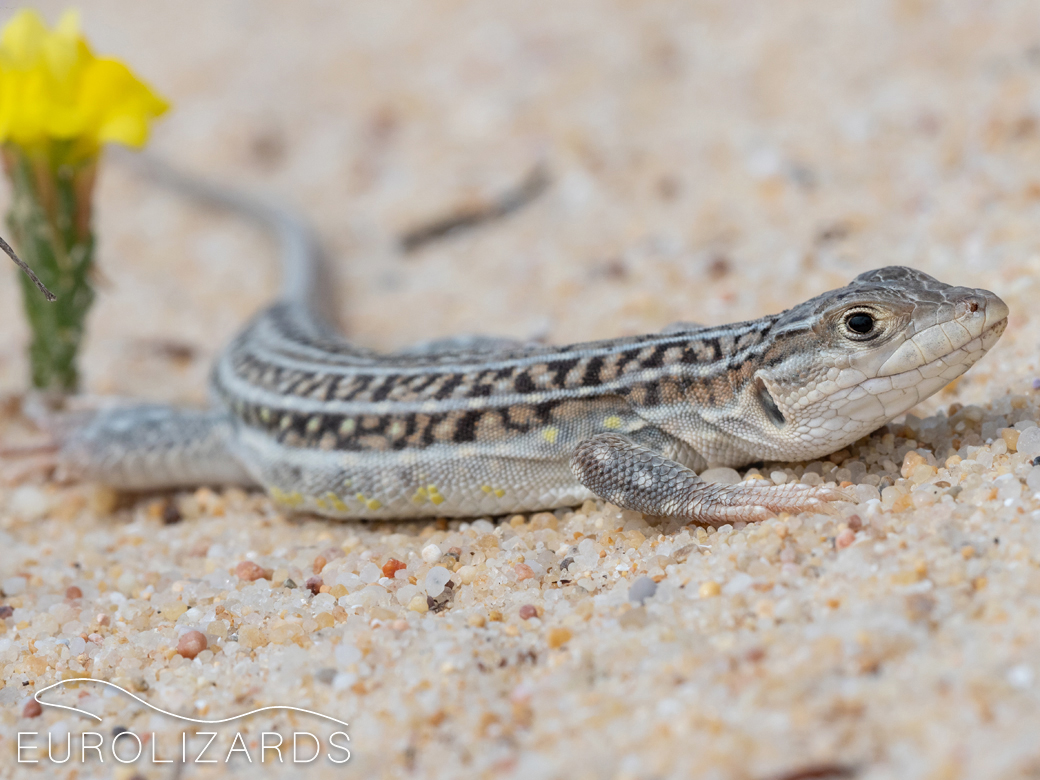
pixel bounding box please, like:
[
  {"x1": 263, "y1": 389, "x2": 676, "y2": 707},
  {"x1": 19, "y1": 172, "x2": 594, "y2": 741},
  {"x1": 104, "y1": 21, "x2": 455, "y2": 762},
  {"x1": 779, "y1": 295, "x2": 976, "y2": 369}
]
[{"x1": 57, "y1": 159, "x2": 1009, "y2": 524}]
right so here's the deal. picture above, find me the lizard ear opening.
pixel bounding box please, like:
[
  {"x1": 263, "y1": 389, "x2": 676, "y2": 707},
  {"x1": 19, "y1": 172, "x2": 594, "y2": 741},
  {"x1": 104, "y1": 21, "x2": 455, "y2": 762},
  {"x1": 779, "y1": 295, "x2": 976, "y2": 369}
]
[{"x1": 756, "y1": 378, "x2": 786, "y2": 427}]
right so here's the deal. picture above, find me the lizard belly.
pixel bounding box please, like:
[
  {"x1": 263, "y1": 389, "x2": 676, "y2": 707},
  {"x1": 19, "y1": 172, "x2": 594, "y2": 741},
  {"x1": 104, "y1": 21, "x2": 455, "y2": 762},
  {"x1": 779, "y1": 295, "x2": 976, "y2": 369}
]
[{"x1": 231, "y1": 426, "x2": 594, "y2": 519}]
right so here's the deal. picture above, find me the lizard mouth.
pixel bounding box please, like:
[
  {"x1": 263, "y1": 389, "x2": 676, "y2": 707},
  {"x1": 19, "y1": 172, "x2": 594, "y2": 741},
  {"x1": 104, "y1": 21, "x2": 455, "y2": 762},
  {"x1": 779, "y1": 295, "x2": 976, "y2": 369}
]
[
  {"x1": 844, "y1": 315, "x2": 1007, "y2": 424},
  {"x1": 876, "y1": 291, "x2": 1009, "y2": 378}
]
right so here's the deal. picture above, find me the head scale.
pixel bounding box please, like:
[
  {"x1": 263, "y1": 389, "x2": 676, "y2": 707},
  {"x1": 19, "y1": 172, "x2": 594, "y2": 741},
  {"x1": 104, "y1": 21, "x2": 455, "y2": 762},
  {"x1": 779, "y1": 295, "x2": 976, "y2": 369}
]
[{"x1": 739, "y1": 266, "x2": 1007, "y2": 463}]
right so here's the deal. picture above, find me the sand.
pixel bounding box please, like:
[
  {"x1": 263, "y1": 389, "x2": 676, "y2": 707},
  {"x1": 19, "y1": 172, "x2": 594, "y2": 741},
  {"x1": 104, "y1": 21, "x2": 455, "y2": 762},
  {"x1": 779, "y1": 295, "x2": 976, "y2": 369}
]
[{"x1": 3, "y1": 1, "x2": 1040, "y2": 778}]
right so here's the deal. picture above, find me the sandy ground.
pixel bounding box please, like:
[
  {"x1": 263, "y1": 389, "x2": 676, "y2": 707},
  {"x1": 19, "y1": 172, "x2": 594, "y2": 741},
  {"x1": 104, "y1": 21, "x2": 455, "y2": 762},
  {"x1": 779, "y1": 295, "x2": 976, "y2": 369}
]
[{"x1": 3, "y1": 1, "x2": 1040, "y2": 778}]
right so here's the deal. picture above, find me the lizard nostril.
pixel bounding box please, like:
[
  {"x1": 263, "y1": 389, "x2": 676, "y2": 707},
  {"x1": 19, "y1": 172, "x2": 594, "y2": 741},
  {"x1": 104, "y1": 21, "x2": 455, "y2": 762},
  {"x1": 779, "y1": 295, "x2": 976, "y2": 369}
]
[{"x1": 956, "y1": 297, "x2": 983, "y2": 319}]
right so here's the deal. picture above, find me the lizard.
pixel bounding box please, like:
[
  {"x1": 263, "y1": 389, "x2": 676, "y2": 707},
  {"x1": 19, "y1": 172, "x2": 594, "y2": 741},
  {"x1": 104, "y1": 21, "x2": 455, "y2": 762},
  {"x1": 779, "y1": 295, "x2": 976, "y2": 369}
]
[{"x1": 53, "y1": 158, "x2": 1009, "y2": 525}]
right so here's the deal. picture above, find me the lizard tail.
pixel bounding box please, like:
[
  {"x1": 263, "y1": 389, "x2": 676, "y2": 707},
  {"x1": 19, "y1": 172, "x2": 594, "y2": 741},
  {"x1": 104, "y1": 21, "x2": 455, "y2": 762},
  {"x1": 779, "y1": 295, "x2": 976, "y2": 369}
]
[{"x1": 109, "y1": 147, "x2": 336, "y2": 324}]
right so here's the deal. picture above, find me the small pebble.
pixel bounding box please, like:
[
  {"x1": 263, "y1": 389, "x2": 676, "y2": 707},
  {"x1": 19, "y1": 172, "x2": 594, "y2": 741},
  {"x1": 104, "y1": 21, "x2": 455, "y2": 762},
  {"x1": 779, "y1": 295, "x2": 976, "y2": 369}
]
[
  {"x1": 425, "y1": 566, "x2": 452, "y2": 597},
  {"x1": 1032, "y1": 378, "x2": 1040, "y2": 391},
  {"x1": 235, "y1": 561, "x2": 270, "y2": 581},
  {"x1": 421, "y1": 543, "x2": 442, "y2": 563},
  {"x1": 359, "y1": 562, "x2": 382, "y2": 583},
  {"x1": 65, "y1": 585, "x2": 83, "y2": 600},
  {"x1": 176, "y1": 630, "x2": 208, "y2": 659},
  {"x1": 836, "y1": 528, "x2": 856, "y2": 549},
  {"x1": 547, "y1": 627, "x2": 572, "y2": 649},
  {"x1": 1017, "y1": 427, "x2": 1040, "y2": 459},
  {"x1": 901, "y1": 451, "x2": 927, "y2": 479},
  {"x1": 162, "y1": 502, "x2": 182, "y2": 524},
  {"x1": 519, "y1": 604, "x2": 538, "y2": 619},
  {"x1": 699, "y1": 581, "x2": 722, "y2": 598},
  {"x1": 0, "y1": 605, "x2": 13, "y2": 619},
  {"x1": 700, "y1": 467, "x2": 741, "y2": 485},
  {"x1": 515, "y1": 563, "x2": 535, "y2": 581},
  {"x1": 628, "y1": 576, "x2": 658, "y2": 604},
  {"x1": 305, "y1": 576, "x2": 323, "y2": 595},
  {"x1": 22, "y1": 699, "x2": 42, "y2": 718},
  {"x1": 9, "y1": 486, "x2": 50, "y2": 520},
  {"x1": 382, "y1": 558, "x2": 407, "y2": 578}
]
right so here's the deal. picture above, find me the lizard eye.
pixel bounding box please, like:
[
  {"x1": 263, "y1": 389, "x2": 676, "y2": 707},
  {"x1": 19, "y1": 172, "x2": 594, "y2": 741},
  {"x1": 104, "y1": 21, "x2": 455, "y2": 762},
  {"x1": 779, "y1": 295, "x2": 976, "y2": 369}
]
[{"x1": 845, "y1": 312, "x2": 875, "y2": 335}]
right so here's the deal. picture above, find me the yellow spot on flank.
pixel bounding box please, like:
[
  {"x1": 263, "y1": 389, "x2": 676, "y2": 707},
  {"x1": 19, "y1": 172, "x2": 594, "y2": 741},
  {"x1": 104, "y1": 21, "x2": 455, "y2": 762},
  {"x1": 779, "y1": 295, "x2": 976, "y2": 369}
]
[
  {"x1": 542, "y1": 426, "x2": 558, "y2": 444},
  {"x1": 269, "y1": 487, "x2": 304, "y2": 508},
  {"x1": 494, "y1": 488, "x2": 505, "y2": 498},
  {"x1": 325, "y1": 492, "x2": 348, "y2": 513},
  {"x1": 339, "y1": 418, "x2": 356, "y2": 435},
  {"x1": 306, "y1": 416, "x2": 322, "y2": 434},
  {"x1": 259, "y1": 407, "x2": 272, "y2": 423},
  {"x1": 389, "y1": 421, "x2": 405, "y2": 437},
  {"x1": 280, "y1": 415, "x2": 293, "y2": 430},
  {"x1": 424, "y1": 484, "x2": 445, "y2": 505},
  {"x1": 481, "y1": 485, "x2": 492, "y2": 493},
  {"x1": 412, "y1": 487, "x2": 429, "y2": 504},
  {"x1": 354, "y1": 492, "x2": 381, "y2": 511},
  {"x1": 603, "y1": 415, "x2": 623, "y2": 430}
]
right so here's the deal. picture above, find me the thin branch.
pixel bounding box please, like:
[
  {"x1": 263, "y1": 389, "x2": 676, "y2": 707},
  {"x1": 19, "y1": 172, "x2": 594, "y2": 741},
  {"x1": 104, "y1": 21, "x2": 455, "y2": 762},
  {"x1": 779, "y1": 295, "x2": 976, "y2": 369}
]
[
  {"x1": 400, "y1": 164, "x2": 551, "y2": 252},
  {"x1": 0, "y1": 234, "x2": 56, "y2": 301}
]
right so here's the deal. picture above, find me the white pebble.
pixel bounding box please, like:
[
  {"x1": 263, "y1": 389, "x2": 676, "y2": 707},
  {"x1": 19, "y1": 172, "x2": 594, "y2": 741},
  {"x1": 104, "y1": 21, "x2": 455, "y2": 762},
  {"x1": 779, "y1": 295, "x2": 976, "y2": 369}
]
[
  {"x1": 1027, "y1": 467, "x2": 1040, "y2": 495},
  {"x1": 9, "y1": 486, "x2": 49, "y2": 520},
  {"x1": 628, "y1": 577, "x2": 658, "y2": 604},
  {"x1": 335, "y1": 644, "x2": 362, "y2": 666},
  {"x1": 854, "y1": 484, "x2": 881, "y2": 504},
  {"x1": 1008, "y1": 664, "x2": 1034, "y2": 689},
  {"x1": 359, "y1": 562, "x2": 382, "y2": 583},
  {"x1": 722, "y1": 573, "x2": 753, "y2": 595},
  {"x1": 771, "y1": 471, "x2": 788, "y2": 485},
  {"x1": 421, "y1": 544, "x2": 442, "y2": 563},
  {"x1": 396, "y1": 584, "x2": 419, "y2": 605},
  {"x1": 1017, "y1": 427, "x2": 1040, "y2": 459},
  {"x1": 2, "y1": 577, "x2": 27, "y2": 595},
  {"x1": 997, "y1": 478, "x2": 1022, "y2": 502},
  {"x1": 424, "y1": 566, "x2": 452, "y2": 597},
  {"x1": 699, "y1": 467, "x2": 741, "y2": 485},
  {"x1": 66, "y1": 636, "x2": 86, "y2": 655}
]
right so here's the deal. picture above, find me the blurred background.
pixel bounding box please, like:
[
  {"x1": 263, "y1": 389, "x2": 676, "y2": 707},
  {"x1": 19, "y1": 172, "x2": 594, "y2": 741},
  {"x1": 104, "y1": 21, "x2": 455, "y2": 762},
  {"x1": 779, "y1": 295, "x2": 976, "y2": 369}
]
[{"x1": 1, "y1": 0, "x2": 1036, "y2": 406}]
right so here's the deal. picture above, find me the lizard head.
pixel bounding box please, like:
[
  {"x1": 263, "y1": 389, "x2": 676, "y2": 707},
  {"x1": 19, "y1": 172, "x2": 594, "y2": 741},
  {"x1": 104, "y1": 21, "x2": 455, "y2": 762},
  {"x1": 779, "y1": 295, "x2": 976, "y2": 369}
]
[{"x1": 751, "y1": 266, "x2": 1008, "y2": 460}]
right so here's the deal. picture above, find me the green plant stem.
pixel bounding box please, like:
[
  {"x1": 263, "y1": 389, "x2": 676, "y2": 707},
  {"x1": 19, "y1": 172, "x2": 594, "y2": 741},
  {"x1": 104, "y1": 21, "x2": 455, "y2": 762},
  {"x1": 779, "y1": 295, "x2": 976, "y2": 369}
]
[{"x1": 4, "y1": 142, "x2": 96, "y2": 393}]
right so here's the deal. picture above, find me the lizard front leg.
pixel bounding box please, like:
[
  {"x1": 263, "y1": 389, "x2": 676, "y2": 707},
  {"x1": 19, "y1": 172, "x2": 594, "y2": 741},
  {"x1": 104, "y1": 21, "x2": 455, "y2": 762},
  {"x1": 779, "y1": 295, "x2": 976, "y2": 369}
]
[{"x1": 571, "y1": 433, "x2": 849, "y2": 526}]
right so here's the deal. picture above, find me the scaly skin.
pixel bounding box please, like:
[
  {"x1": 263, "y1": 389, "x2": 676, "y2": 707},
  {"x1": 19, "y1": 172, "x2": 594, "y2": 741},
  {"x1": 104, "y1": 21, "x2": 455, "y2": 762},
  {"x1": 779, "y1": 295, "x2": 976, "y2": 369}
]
[{"x1": 57, "y1": 161, "x2": 1009, "y2": 523}]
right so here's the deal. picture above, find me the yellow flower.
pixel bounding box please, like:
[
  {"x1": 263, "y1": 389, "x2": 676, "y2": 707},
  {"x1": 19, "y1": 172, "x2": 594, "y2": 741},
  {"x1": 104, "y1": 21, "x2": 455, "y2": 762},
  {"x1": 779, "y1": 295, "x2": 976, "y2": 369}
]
[{"x1": 0, "y1": 9, "x2": 168, "y2": 154}]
